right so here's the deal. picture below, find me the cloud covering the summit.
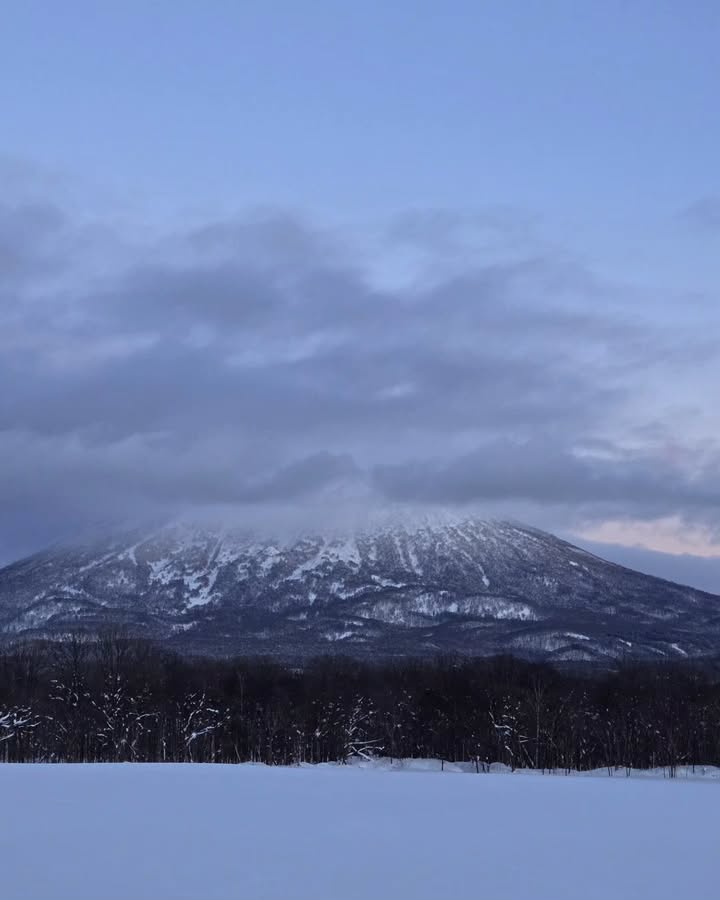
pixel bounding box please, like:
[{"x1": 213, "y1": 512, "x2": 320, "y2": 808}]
[{"x1": 1, "y1": 163, "x2": 719, "y2": 565}]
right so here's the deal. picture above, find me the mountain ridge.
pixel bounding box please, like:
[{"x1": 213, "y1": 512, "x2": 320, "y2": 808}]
[{"x1": 1, "y1": 517, "x2": 719, "y2": 663}]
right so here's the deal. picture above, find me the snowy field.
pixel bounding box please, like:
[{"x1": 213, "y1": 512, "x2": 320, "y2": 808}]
[{"x1": 2, "y1": 763, "x2": 719, "y2": 900}]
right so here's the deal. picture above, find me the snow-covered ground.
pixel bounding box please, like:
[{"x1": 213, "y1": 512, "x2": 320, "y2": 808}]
[{"x1": 1, "y1": 762, "x2": 718, "y2": 900}]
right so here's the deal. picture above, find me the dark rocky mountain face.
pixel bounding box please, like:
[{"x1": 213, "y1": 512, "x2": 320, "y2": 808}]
[{"x1": 1, "y1": 517, "x2": 719, "y2": 663}]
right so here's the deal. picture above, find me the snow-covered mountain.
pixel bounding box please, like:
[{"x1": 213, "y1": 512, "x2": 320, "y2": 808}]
[{"x1": 1, "y1": 517, "x2": 719, "y2": 663}]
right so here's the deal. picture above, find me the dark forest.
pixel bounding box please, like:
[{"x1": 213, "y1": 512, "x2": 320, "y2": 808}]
[{"x1": 2, "y1": 637, "x2": 719, "y2": 774}]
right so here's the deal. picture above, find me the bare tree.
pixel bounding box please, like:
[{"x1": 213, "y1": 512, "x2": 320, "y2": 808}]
[
  {"x1": 0, "y1": 706, "x2": 39, "y2": 760},
  {"x1": 178, "y1": 692, "x2": 228, "y2": 762}
]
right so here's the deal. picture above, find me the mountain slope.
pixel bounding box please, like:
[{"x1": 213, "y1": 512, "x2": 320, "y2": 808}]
[{"x1": 1, "y1": 518, "x2": 719, "y2": 662}]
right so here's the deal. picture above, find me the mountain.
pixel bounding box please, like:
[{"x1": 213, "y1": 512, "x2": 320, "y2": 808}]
[{"x1": 1, "y1": 517, "x2": 719, "y2": 663}]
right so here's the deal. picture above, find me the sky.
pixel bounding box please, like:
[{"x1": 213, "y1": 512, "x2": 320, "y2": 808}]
[{"x1": 1, "y1": 1, "x2": 719, "y2": 589}]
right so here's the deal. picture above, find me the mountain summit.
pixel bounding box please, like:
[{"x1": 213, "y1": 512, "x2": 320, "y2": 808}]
[{"x1": 1, "y1": 518, "x2": 718, "y2": 662}]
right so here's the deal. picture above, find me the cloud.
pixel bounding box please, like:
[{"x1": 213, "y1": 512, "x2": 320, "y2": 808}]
[
  {"x1": 0, "y1": 200, "x2": 68, "y2": 287},
  {"x1": 1, "y1": 166, "x2": 719, "y2": 561},
  {"x1": 680, "y1": 196, "x2": 720, "y2": 232},
  {"x1": 372, "y1": 439, "x2": 720, "y2": 515}
]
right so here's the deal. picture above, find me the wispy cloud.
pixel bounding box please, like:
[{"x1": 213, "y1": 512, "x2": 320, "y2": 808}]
[{"x1": 680, "y1": 196, "x2": 720, "y2": 232}]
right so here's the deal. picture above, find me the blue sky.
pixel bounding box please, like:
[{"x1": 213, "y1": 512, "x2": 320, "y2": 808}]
[
  {"x1": 3, "y1": 2, "x2": 718, "y2": 221},
  {"x1": 1, "y1": 2, "x2": 719, "y2": 588}
]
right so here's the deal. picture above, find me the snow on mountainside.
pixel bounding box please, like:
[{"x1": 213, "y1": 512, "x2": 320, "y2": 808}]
[{"x1": 1, "y1": 517, "x2": 719, "y2": 662}]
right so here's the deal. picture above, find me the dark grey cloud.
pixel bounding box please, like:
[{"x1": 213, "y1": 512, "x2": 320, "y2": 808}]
[
  {"x1": 240, "y1": 452, "x2": 361, "y2": 502},
  {"x1": 1, "y1": 172, "x2": 718, "y2": 563},
  {"x1": 372, "y1": 439, "x2": 720, "y2": 514},
  {"x1": 0, "y1": 200, "x2": 69, "y2": 289}
]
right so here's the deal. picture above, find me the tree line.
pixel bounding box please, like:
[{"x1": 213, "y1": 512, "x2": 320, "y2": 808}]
[{"x1": 1, "y1": 636, "x2": 720, "y2": 773}]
